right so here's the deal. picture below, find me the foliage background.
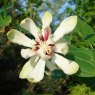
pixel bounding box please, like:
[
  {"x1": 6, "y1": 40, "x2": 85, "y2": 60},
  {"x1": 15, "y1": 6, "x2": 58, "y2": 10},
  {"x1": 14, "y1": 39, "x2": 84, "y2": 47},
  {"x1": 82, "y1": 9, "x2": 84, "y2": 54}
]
[{"x1": 0, "y1": 0, "x2": 95, "y2": 95}]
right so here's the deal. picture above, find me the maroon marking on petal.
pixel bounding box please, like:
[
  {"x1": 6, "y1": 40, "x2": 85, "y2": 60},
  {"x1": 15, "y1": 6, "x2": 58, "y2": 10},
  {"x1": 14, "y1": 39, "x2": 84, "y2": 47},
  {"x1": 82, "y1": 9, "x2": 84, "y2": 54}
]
[
  {"x1": 44, "y1": 27, "x2": 51, "y2": 41},
  {"x1": 49, "y1": 44, "x2": 55, "y2": 47},
  {"x1": 39, "y1": 35, "x2": 44, "y2": 41},
  {"x1": 35, "y1": 40, "x2": 39, "y2": 45},
  {"x1": 44, "y1": 30, "x2": 49, "y2": 41},
  {"x1": 33, "y1": 46, "x2": 39, "y2": 51}
]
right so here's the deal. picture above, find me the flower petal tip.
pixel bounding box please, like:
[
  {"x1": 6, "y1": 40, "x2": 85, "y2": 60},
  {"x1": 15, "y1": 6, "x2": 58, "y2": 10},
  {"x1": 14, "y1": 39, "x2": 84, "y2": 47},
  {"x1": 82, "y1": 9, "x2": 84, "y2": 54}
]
[
  {"x1": 64, "y1": 61, "x2": 79, "y2": 75},
  {"x1": 53, "y1": 15, "x2": 77, "y2": 42},
  {"x1": 7, "y1": 29, "x2": 15, "y2": 41},
  {"x1": 19, "y1": 69, "x2": 27, "y2": 79},
  {"x1": 69, "y1": 15, "x2": 77, "y2": 27},
  {"x1": 26, "y1": 59, "x2": 45, "y2": 83},
  {"x1": 42, "y1": 11, "x2": 52, "y2": 28},
  {"x1": 44, "y1": 11, "x2": 52, "y2": 17},
  {"x1": 71, "y1": 15, "x2": 77, "y2": 24},
  {"x1": 19, "y1": 73, "x2": 24, "y2": 79},
  {"x1": 27, "y1": 78, "x2": 41, "y2": 83},
  {"x1": 61, "y1": 15, "x2": 77, "y2": 29},
  {"x1": 20, "y1": 18, "x2": 30, "y2": 25}
]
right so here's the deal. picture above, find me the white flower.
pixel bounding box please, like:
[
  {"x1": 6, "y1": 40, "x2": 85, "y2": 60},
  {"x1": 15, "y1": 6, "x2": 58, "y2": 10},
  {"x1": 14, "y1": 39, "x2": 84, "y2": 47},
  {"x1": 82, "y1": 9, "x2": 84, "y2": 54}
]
[{"x1": 7, "y1": 11, "x2": 79, "y2": 83}]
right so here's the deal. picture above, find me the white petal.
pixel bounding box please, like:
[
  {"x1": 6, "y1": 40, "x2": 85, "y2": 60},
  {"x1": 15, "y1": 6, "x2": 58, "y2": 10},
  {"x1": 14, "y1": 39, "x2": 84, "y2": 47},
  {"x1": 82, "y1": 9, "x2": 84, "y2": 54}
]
[
  {"x1": 51, "y1": 54, "x2": 79, "y2": 75},
  {"x1": 19, "y1": 56, "x2": 37, "y2": 79},
  {"x1": 21, "y1": 48, "x2": 36, "y2": 59},
  {"x1": 55, "y1": 43, "x2": 68, "y2": 55},
  {"x1": 46, "y1": 38, "x2": 54, "y2": 45},
  {"x1": 20, "y1": 18, "x2": 39, "y2": 38},
  {"x1": 46, "y1": 60, "x2": 58, "y2": 71},
  {"x1": 7, "y1": 29, "x2": 35, "y2": 48},
  {"x1": 53, "y1": 16, "x2": 77, "y2": 42},
  {"x1": 42, "y1": 11, "x2": 52, "y2": 28},
  {"x1": 27, "y1": 59, "x2": 45, "y2": 83},
  {"x1": 63, "y1": 61, "x2": 79, "y2": 75}
]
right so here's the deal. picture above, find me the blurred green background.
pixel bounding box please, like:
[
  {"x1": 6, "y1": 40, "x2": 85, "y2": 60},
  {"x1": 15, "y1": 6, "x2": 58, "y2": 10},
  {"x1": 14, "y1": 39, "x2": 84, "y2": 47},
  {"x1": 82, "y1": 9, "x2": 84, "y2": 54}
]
[{"x1": 0, "y1": 0, "x2": 95, "y2": 95}]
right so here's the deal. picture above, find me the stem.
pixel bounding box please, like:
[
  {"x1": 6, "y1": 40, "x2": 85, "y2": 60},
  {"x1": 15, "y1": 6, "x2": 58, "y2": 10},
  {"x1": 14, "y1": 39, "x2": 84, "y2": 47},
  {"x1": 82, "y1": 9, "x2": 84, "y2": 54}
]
[
  {"x1": 11, "y1": 0, "x2": 15, "y2": 18},
  {"x1": 28, "y1": 0, "x2": 33, "y2": 18},
  {"x1": 4, "y1": 0, "x2": 8, "y2": 17},
  {"x1": 30, "y1": 3, "x2": 33, "y2": 18}
]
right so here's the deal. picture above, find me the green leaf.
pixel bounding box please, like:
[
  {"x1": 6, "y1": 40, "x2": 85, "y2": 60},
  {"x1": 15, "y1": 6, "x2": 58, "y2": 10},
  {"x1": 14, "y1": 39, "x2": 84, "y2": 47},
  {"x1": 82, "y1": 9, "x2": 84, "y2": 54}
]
[
  {"x1": 68, "y1": 45, "x2": 95, "y2": 77},
  {"x1": 74, "y1": 18, "x2": 95, "y2": 44},
  {"x1": 4, "y1": 15, "x2": 12, "y2": 26},
  {"x1": 0, "y1": 15, "x2": 11, "y2": 27},
  {"x1": 84, "y1": 34, "x2": 95, "y2": 40},
  {"x1": 0, "y1": 15, "x2": 4, "y2": 27},
  {"x1": 92, "y1": 50, "x2": 95, "y2": 62}
]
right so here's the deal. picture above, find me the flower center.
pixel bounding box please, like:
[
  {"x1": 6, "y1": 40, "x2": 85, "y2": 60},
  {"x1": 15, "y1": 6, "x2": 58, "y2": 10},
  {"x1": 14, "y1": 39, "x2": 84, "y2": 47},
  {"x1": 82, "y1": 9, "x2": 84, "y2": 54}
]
[
  {"x1": 32, "y1": 27, "x2": 55, "y2": 60},
  {"x1": 32, "y1": 39, "x2": 55, "y2": 59}
]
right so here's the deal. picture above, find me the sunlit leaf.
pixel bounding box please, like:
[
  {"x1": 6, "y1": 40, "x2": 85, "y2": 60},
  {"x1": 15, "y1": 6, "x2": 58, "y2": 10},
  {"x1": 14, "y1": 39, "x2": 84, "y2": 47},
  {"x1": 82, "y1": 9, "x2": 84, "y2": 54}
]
[
  {"x1": 4, "y1": 15, "x2": 12, "y2": 26},
  {"x1": 0, "y1": 15, "x2": 11, "y2": 27},
  {"x1": 68, "y1": 45, "x2": 95, "y2": 77},
  {"x1": 74, "y1": 18, "x2": 95, "y2": 45}
]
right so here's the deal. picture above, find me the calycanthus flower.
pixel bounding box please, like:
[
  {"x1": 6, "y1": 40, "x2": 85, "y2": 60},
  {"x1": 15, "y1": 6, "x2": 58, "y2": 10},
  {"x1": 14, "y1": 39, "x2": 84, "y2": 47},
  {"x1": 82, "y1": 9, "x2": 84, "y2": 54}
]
[{"x1": 7, "y1": 11, "x2": 79, "y2": 83}]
